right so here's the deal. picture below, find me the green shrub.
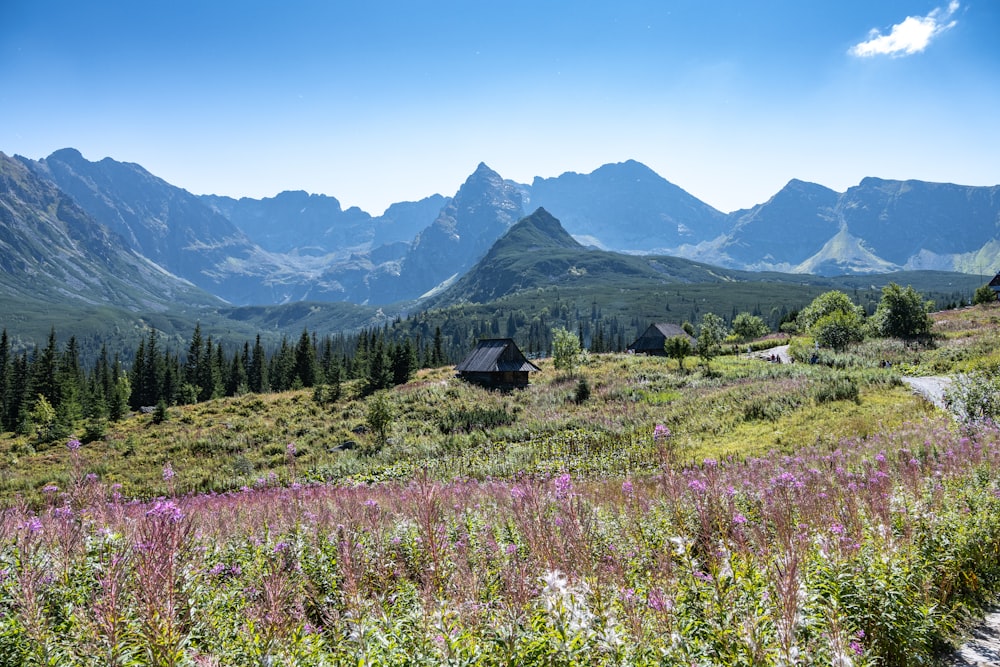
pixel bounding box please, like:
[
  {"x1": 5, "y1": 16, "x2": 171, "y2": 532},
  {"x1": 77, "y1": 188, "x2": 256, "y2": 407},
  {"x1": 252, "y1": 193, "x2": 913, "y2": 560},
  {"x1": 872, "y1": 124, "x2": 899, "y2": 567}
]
[
  {"x1": 814, "y1": 376, "x2": 860, "y2": 404},
  {"x1": 438, "y1": 406, "x2": 517, "y2": 434}
]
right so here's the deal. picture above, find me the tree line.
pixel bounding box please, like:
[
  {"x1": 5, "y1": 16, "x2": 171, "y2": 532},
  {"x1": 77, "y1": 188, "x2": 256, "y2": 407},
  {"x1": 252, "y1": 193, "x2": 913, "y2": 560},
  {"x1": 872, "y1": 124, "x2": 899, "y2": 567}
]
[{"x1": 0, "y1": 323, "x2": 451, "y2": 442}]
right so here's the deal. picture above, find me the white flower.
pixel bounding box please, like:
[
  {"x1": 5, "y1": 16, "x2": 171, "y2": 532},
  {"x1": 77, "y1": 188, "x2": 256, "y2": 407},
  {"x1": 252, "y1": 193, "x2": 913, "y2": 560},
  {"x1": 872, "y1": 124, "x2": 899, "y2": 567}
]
[{"x1": 541, "y1": 569, "x2": 568, "y2": 596}]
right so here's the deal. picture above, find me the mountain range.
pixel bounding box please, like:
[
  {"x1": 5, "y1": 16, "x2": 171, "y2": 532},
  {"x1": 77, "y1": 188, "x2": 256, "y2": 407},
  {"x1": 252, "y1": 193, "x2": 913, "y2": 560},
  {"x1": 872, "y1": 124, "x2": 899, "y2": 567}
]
[{"x1": 4, "y1": 148, "x2": 999, "y2": 315}]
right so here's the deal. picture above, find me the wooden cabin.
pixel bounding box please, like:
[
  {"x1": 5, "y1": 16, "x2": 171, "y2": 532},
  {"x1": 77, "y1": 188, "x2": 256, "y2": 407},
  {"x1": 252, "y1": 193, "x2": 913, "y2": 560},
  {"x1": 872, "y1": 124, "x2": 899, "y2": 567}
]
[
  {"x1": 627, "y1": 322, "x2": 695, "y2": 356},
  {"x1": 455, "y1": 338, "x2": 540, "y2": 389}
]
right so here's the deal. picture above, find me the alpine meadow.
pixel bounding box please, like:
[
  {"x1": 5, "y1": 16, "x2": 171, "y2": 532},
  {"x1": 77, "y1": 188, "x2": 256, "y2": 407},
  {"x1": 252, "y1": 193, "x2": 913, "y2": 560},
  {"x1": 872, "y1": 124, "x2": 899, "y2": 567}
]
[{"x1": 4, "y1": 1, "x2": 1000, "y2": 664}]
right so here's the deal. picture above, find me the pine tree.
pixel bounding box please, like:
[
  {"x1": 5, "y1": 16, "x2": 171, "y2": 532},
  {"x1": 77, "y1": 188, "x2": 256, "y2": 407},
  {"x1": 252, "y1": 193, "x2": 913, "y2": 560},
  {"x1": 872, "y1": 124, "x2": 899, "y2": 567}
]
[
  {"x1": 32, "y1": 328, "x2": 58, "y2": 407},
  {"x1": 391, "y1": 339, "x2": 418, "y2": 386},
  {"x1": 294, "y1": 328, "x2": 318, "y2": 388},
  {"x1": 130, "y1": 338, "x2": 147, "y2": 410},
  {"x1": 185, "y1": 323, "x2": 204, "y2": 393},
  {"x1": 431, "y1": 326, "x2": 445, "y2": 366},
  {"x1": 141, "y1": 330, "x2": 165, "y2": 407},
  {"x1": 0, "y1": 329, "x2": 9, "y2": 432},
  {"x1": 249, "y1": 335, "x2": 268, "y2": 393},
  {"x1": 226, "y1": 350, "x2": 248, "y2": 396},
  {"x1": 366, "y1": 336, "x2": 392, "y2": 394},
  {"x1": 109, "y1": 355, "x2": 129, "y2": 422}
]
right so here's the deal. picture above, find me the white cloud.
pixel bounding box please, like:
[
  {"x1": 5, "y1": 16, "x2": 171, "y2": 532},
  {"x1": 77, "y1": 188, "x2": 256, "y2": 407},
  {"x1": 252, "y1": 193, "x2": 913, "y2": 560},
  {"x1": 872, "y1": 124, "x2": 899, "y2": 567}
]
[{"x1": 850, "y1": 1, "x2": 959, "y2": 58}]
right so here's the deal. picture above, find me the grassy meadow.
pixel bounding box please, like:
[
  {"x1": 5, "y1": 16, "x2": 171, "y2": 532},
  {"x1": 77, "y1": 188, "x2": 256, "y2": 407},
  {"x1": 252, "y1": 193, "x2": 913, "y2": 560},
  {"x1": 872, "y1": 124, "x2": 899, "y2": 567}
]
[{"x1": 1, "y1": 303, "x2": 999, "y2": 665}]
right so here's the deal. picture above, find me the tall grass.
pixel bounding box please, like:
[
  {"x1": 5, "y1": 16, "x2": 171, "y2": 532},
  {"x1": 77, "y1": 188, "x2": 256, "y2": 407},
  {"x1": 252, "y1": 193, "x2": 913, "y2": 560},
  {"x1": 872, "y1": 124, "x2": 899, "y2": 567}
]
[{"x1": 2, "y1": 418, "x2": 999, "y2": 664}]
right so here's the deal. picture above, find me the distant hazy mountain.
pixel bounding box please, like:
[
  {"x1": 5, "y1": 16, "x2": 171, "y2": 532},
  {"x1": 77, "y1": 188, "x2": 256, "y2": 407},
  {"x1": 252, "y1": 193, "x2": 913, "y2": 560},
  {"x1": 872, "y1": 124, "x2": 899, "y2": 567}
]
[
  {"x1": 836, "y1": 178, "x2": 1000, "y2": 266},
  {"x1": 716, "y1": 179, "x2": 841, "y2": 267},
  {"x1": 7, "y1": 148, "x2": 1000, "y2": 310},
  {"x1": 0, "y1": 152, "x2": 220, "y2": 312},
  {"x1": 429, "y1": 207, "x2": 760, "y2": 307},
  {"x1": 202, "y1": 190, "x2": 373, "y2": 255},
  {"x1": 16, "y1": 149, "x2": 348, "y2": 304},
  {"x1": 364, "y1": 163, "x2": 527, "y2": 303},
  {"x1": 529, "y1": 160, "x2": 729, "y2": 251},
  {"x1": 679, "y1": 177, "x2": 1000, "y2": 276}
]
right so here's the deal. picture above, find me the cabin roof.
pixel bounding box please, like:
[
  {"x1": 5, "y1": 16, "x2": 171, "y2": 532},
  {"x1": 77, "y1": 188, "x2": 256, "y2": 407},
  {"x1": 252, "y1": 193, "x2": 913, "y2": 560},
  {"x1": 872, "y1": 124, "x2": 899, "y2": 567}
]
[
  {"x1": 628, "y1": 322, "x2": 694, "y2": 350},
  {"x1": 454, "y1": 338, "x2": 541, "y2": 373}
]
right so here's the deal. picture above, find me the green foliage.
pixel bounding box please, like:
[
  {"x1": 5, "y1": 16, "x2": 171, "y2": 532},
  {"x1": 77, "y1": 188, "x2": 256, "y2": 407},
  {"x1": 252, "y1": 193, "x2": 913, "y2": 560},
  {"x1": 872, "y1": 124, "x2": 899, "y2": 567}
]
[
  {"x1": 813, "y1": 310, "x2": 865, "y2": 351},
  {"x1": 813, "y1": 376, "x2": 860, "y2": 404},
  {"x1": 798, "y1": 290, "x2": 864, "y2": 332},
  {"x1": 663, "y1": 335, "x2": 692, "y2": 371},
  {"x1": 366, "y1": 391, "x2": 394, "y2": 449},
  {"x1": 697, "y1": 313, "x2": 728, "y2": 366},
  {"x1": 973, "y1": 284, "x2": 997, "y2": 305},
  {"x1": 945, "y1": 370, "x2": 1000, "y2": 426},
  {"x1": 573, "y1": 378, "x2": 591, "y2": 404},
  {"x1": 732, "y1": 312, "x2": 770, "y2": 342},
  {"x1": 551, "y1": 327, "x2": 582, "y2": 375},
  {"x1": 153, "y1": 399, "x2": 170, "y2": 424},
  {"x1": 438, "y1": 405, "x2": 517, "y2": 434},
  {"x1": 27, "y1": 394, "x2": 56, "y2": 441},
  {"x1": 871, "y1": 283, "x2": 933, "y2": 340}
]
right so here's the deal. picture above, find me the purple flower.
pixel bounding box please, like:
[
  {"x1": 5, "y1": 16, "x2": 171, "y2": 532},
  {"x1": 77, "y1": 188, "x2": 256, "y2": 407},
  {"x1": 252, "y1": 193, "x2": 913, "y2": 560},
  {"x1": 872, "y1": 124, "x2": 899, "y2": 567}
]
[
  {"x1": 554, "y1": 473, "x2": 573, "y2": 499},
  {"x1": 653, "y1": 424, "x2": 671, "y2": 440},
  {"x1": 43, "y1": 485, "x2": 59, "y2": 494},
  {"x1": 688, "y1": 479, "x2": 707, "y2": 493},
  {"x1": 286, "y1": 442, "x2": 296, "y2": 457},
  {"x1": 850, "y1": 640, "x2": 864, "y2": 655},
  {"x1": 505, "y1": 544, "x2": 518, "y2": 555},
  {"x1": 733, "y1": 513, "x2": 748, "y2": 525},
  {"x1": 510, "y1": 485, "x2": 527, "y2": 500},
  {"x1": 67, "y1": 438, "x2": 81, "y2": 451},
  {"x1": 23, "y1": 517, "x2": 43, "y2": 533},
  {"x1": 162, "y1": 462, "x2": 175, "y2": 482},
  {"x1": 621, "y1": 479, "x2": 634, "y2": 495},
  {"x1": 145, "y1": 500, "x2": 183, "y2": 522},
  {"x1": 647, "y1": 588, "x2": 671, "y2": 612}
]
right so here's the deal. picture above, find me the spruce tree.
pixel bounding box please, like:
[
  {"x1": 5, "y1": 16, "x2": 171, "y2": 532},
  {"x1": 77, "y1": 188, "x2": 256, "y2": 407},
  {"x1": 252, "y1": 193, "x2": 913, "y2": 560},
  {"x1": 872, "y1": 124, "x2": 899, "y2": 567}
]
[
  {"x1": 294, "y1": 328, "x2": 318, "y2": 388},
  {"x1": 249, "y1": 335, "x2": 268, "y2": 393},
  {"x1": 0, "y1": 329, "x2": 9, "y2": 432}
]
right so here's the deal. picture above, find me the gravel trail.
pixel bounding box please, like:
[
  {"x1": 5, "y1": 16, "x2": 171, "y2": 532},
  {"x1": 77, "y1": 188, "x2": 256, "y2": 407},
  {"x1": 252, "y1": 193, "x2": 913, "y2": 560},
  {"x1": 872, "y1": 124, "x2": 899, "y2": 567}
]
[{"x1": 901, "y1": 375, "x2": 953, "y2": 411}]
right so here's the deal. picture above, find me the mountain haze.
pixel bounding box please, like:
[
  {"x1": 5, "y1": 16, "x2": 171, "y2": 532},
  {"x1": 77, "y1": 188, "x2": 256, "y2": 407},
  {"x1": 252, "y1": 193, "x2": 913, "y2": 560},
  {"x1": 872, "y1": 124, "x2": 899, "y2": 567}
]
[
  {"x1": 5, "y1": 147, "x2": 1000, "y2": 313},
  {"x1": 0, "y1": 152, "x2": 221, "y2": 315}
]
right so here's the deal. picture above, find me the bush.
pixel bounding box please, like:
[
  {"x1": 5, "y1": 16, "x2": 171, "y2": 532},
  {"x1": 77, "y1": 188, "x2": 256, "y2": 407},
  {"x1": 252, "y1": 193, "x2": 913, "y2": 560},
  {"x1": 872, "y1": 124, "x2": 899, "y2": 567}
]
[
  {"x1": 438, "y1": 406, "x2": 517, "y2": 434},
  {"x1": 573, "y1": 378, "x2": 591, "y2": 404},
  {"x1": 870, "y1": 283, "x2": 932, "y2": 340},
  {"x1": 814, "y1": 376, "x2": 860, "y2": 404},
  {"x1": 973, "y1": 284, "x2": 997, "y2": 305},
  {"x1": 813, "y1": 311, "x2": 865, "y2": 351},
  {"x1": 945, "y1": 370, "x2": 1000, "y2": 426}
]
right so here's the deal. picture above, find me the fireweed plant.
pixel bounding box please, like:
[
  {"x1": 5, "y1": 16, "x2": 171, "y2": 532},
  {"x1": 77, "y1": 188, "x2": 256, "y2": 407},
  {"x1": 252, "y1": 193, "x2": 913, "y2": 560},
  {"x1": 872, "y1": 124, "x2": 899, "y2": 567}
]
[{"x1": 0, "y1": 418, "x2": 999, "y2": 665}]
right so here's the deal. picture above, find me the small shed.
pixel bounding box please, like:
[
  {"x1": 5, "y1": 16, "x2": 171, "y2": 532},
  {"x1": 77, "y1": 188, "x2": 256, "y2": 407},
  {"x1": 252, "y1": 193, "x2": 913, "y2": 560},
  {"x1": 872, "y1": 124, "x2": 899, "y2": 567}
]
[
  {"x1": 627, "y1": 322, "x2": 695, "y2": 356},
  {"x1": 455, "y1": 338, "x2": 541, "y2": 389},
  {"x1": 990, "y1": 273, "x2": 1000, "y2": 297}
]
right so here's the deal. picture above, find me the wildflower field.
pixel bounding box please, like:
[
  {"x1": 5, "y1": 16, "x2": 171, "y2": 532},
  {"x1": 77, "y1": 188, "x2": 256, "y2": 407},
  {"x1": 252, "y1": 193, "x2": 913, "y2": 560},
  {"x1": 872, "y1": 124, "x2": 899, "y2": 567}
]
[{"x1": 2, "y1": 304, "x2": 1000, "y2": 665}]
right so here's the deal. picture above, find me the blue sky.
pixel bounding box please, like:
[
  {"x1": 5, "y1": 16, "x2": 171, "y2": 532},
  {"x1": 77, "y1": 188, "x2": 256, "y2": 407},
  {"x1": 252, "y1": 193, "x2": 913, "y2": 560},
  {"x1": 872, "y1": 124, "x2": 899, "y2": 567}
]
[{"x1": 2, "y1": 1, "x2": 998, "y2": 215}]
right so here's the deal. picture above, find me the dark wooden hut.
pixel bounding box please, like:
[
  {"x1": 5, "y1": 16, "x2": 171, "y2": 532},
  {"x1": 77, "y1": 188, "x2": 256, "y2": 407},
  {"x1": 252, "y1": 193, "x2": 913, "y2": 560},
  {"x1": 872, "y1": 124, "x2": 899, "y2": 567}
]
[
  {"x1": 455, "y1": 338, "x2": 540, "y2": 389},
  {"x1": 990, "y1": 272, "x2": 1000, "y2": 297},
  {"x1": 627, "y1": 322, "x2": 695, "y2": 356}
]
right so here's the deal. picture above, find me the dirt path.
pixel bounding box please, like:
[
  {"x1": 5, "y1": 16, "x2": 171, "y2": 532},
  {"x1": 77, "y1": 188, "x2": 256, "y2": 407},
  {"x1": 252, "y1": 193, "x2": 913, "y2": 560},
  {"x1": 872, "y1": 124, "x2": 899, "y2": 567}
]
[
  {"x1": 938, "y1": 608, "x2": 1000, "y2": 666},
  {"x1": 901, "y1": 375, "x2": 952, "y2": 411},
  {"x1": 750, "y1": 344, "x2": 792, "y2": 364}
]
